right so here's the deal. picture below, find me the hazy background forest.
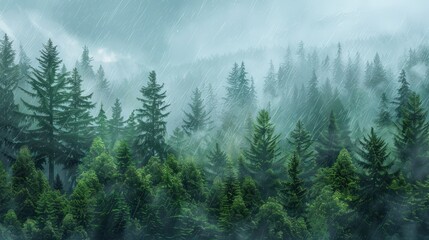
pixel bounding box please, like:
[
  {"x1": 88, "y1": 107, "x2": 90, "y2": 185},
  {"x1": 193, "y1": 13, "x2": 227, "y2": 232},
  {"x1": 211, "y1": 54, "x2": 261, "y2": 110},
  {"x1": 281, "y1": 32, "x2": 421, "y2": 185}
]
[{"x1": 1, "y1": 0, "x2": 429, "y2": 239}]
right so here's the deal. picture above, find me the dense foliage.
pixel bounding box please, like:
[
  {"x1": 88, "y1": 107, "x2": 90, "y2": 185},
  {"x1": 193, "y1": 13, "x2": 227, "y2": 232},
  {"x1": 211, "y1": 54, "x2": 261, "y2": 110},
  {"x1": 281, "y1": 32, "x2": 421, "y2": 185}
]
[{"x1": 0, "y1": 35, "x2": 429, "y2": 240}]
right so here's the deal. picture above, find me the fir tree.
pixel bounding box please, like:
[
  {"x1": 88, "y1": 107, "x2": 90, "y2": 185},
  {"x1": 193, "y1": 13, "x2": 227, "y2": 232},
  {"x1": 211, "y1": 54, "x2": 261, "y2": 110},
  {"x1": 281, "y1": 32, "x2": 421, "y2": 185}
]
[
  {"x1": 357, "y1": 127, "x2": 397, "y2": 238},
  {"x1": 333, "y1": 42, "x2": 344, "y2": 84},
  {"x1": 263, "y1": 60, "x2": 277, "y2": 98},
  {"x1": 60, "y1": 68, "x2": 95, "y2": 179},
  {"x1": 279, "y1": 152, "x2": 306, "y2": 217},
  {"x1": 95, "y1": 104, "x2": 109, "y2": 145},
  {"x1": 182, "y1": 88, "x2": 210, "y2": 135},
  {"x1": 393, "y1": 69, "x2": 411, "y2": 121},
  {"x1": 21, "y1": 39, "x2": 68, "y2": 184},
  {"x1": 0, "y1": 34, "x2": 21, "y2": 165},
  {"x1": 305, "y1": 70, "x2": 324, "y2": 136},
  {"x1": 206, "y1": 143, "x2": 228, "y2": 181},
  {"x1": 124, "y1": 110, "x2": 137, "y2": 146},
  {"x1": 288, "y1": 120, "x2": 314, "y2": 170},
  {"x1": 95, "y1": 65, "x2": 110, "y2": 93},
  {"x1": 245, "y1": 109, "x2": 281, "y2": 200},
  {"x1": 109, "y1": 98, "x2": 125, "y2": 147},
  {"x1": 78, "y1": 46, "x2": 94, "y2": 79},
  {"x1": 376, "y1": 92, "x2": 393, "y2": 128},
  {"x1": 329, "y1": 148, "x2": 359, "y2": 199},
  {"x1": 316, "y1": 111, "x2": 342, "y2": 168},
  {"x1": 18, "y1": 44, "x2": 31, "y2": 86},
  {"x1": 116, "y1": 140, "x2": 132, "y2": 176},
  {"x1": 365, "y1": 53, "x2": 387, "y2": 89},
  {"x1": 135, "y1": 71, "x2": 170, "y2": 162},
  {"x1": 394, "y1": 92, "x2": 429, "y2": 181},
  {"x1": 70, "y1": 181, "x2": 95, "y2": 231},
  {"x1": 0, "y1": 161, "x2": 11, "y2": 217}
]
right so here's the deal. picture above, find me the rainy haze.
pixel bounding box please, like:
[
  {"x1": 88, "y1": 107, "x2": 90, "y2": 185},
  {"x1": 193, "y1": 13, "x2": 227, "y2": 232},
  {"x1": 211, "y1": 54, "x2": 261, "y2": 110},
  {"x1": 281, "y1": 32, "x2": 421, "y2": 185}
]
[{"x1": 0, "y1": 0, "x2": 429, "y2": 239}]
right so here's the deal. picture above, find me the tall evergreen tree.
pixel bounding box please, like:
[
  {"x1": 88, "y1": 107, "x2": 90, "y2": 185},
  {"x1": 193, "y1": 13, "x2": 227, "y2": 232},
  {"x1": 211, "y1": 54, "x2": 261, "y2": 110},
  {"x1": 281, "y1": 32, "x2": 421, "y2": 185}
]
[
  {"x1": 393, "y1": 69, "x2": 411, "y2": 121},
  {"x1": 95, "y1": 104, "x2": 109, "y2": 145},
  {"x1": 394, "y1": 92, "x2": 429, "y2": 181},
  {"x1": 60, "y1": 68, "x2": 95, "y2": 180},
  {"x1": 0, "y1": 34, "x2": 21, "y2": 165},
  {"x1": 78, "y1": 46, "x2": 94, "y2": 79},
  {"x1": 279, "y1": 152, "x2": 306, "y2": 217},
  {"x1": 124, "y1": 110, "x2": 137, "y2": 146},
  {"x1": 375, "y1": 92, "x2": 393, "y2": 128},
  {"x1": 305, "y1": 70, "x2": 324, "y2": 136},
  {"x1": 116, "y1": 141, "x2": 132, "y2": 176},
  {"x1": 245, "y1": 109, "x2": 281, "y2": 199},
  {"x1": 135, "y1": 71, "x2": 170, "y2": 162},
  {"x1": 182, "y1": 88, "x2": 210, "y2": 135},
  {"x1": 18, "y1": 44, "x2": 31, "y2": 86},
  {"x1": 356, "y1": 127, "x2": 398, "y2": 238},
  {"x1": 288, "y1": 120, "x2": 315, "y2": 178},
  {"x1": 332, "y1": 42, "x2": 344, "y2": 85},
  {"x1": 316, "y1": 111, "x2": 342, "y2": 168},
  {"x1": 263, "y1": 60, "x2": 277, "y2": 98},
  {"x1": 21, "y1": 39, "x2": 68, "y2": 184},
  {"x1": 0, "y1": 161, "x2": 11, "y2": 217},
  {"x1": 206, "y1": 143, "x2": 228, "y2": 181},
  {"x1": 329, "y1": 148, "x2": 359, "y2": 199},
  {"x1": 95, "y1": 65, "x2": 110, "y2": 93},
  {"x1": 109, "y1": 98, "x2": 125, "y2": 147},
  {"x1": 365, "y1": 53, "x2": 387, "y2": 89}
]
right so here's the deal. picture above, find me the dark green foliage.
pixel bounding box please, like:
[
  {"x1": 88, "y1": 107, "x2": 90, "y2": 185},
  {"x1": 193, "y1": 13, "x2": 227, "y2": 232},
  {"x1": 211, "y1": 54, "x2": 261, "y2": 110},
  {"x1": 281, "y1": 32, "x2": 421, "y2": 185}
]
[
  {"x1": 21, "y1": 39, "x2": 68, "y2": 185},
  {"x1": 394, "y1": 92, "x2": 429, "y2": 182},
  {"x1": 394, "y1": 69, "x2": 411, "y2": 121},
  {"x1": 182, "y1": 87, "x2": 210, "y2": 135},
  {"x1": 206, "y1": 143, "x2": 228, "y2": 181},
  {"x1": 316, "y1": 111, "x2": 342, "y2": 168},
  {"x1": 0, "y1": 34, "x2": 21, "y2": 165},
  {"x1": 245, "y1": 109, "x2": 281, "y2": 200},
  {"x1": 53, "y1": 174, "x2": 63, "y2": 194},
  {"x1": 116, "y1": 141, "x2": 132, "y2": 176},
  {"x1": 0, "y1": 161, "x2": 11, "y2": 217},
  {"x1": 279, "y1": 152, "x2": 306, "y2": 217},
  {"x1": 60, "y1": 68, "x2": 95, "y2": 180},
  {"x1": 70, "y1": 181, "x2": 96, "y2": 231},
  {"x1": 12, "y1": 146, "x2": 48, "y2": 221},
  {"x1": 181, "y1": 160, "x2": 206, "y2": 202},
  {"x1": 135, "y1": 71, "x2": 170, "y2": 162},
  {"x1": 376, "y1": 92, "x2": 393, "y2": 127},
  {"x1": 109, "y1": 98, "x2": 125, "y2": 148},
  {"x1": 357, "y1": 127, "x2": 398, "y2": 238},
  {"x1": 329, "y1": 148, "x2": 359, "y2": 200},
  {"x1": 95, "y1": 104, "x2": 109, "y2": 145},
  {"x1": 289, "y1": 120, "x2": 315, "y2": 178}
]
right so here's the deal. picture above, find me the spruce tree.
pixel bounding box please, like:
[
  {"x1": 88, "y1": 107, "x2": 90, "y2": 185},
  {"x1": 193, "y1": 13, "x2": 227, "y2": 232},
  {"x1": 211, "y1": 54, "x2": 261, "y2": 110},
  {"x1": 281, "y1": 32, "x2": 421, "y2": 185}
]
[
  {"x1": 224, "y1": 62, "x2": 240, "y2": 110},
  {"x1": 393, "y1": 69, "x2": 411, "y2": 121},
  {"x1": 18, "y1": 44, "x2": 31, "y2": 86},
  {"x1": 394, "y1": 92, "x2": 429, "y2": 181},
  {"x1": 109, "y1": 98, "x2": 125, "y2": 147},
  {"x1": 78, "y1": 46, "x2": 94, "y2": 79},
  {"x1": 182, "y1": 88, "x2": 210, "y2": 135},
  {"x1": 124, "y1": 110, "x2": 137, "y2": 146},
  {"x1": 357, "y1": 127, "x2": 397, "y2": 238},
  {"x1": 95, "y1": 65, "x2": 110, "y2": 93},
  {"x1": 375, "y1": 92, "x2": 393, "y2": 127},
  {"x1": 365, "y1": 53, "x2": 387, "y2": 89},
  {"x1": 135, "y1": 71, "x2": 170, "y2": 162},
  {"x1": 305, "y1": 70, "x2": 324, "y2": 136},
  {"x1": 70, "y1": 182, "x2": 95, "y2": 231},
  {"x1": 60, "y1": 68, "x2": 95, "y2": 179},
  {"x1": 263, "y1": 60, "x2": 277, "y2": 98},
  {"x1": 329, "y1": 148, "x2": 359, "y2": 199},
  {"x1": 0, "y1": 34, "x2": 21, "y2": 165},
  {"x1": 116, "y1": 140, "x2": 132, "y2": 176},
  {"x1": 279, "y1": 152, "x2": 306, "y2": 218},
  {"x1": 95, "y1": 104, "x2": 109, "y2": 145},
  {"x1": 21, "y1": 39, "x2": 68, "y2": 184},
  {"x1": 206, "y1": 143, "x2": 228, "y2": 181},
  {"x1": 332, "y1": 42, "x2": 344, "y2": 84},
  {"x1": 0, "y1": 161, "x2": 11, "y2": 217},
  {"x1": 245, "y1": 109, "x2": 281, "y2": 199},
  {"x1": 316, "y1": 111, "x2": 342, "y2": 168},
  {"x1": 288, "y1": 120, "x2": 315, "y2": 177}
]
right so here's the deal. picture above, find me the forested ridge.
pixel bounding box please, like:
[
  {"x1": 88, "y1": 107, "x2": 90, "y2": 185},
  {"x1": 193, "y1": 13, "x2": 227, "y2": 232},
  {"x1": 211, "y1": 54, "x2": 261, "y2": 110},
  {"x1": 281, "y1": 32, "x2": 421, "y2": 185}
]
[{"x1": 1, "y1": 34, "x2": 429, "y2": 240}]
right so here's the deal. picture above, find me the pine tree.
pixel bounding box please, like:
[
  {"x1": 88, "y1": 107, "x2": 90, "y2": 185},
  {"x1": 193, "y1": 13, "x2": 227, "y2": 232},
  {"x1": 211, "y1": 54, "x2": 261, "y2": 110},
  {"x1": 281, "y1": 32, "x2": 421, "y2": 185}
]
[
  {"x1": 329, "y1": 148, "x2": 359, "y2": 199},
  {"x1": 277, "y1": 47, "x2": 294, "y2": 91},
  {"x1": 279, "y1": 152, "x2": 306, "y2": 217},
  {"x1": 95, "y1": 65, "x2": 110, "y2": 93},
  {"x1": 263, "y1": 60, "x2": 277, "y2": 98},
  {"x1": 18, "y1": 45, "x2": 31, "y2": 86},
  {"x1": 78, "y1": 46, "x2": 94, "y2": 79},
  {"x1": 305, "y1": 70, "x2": 324, "y2": 136},
  {"x1": 356, "y1": 127, "x2": 397, "y2": 238},
  {"x1": 124, "y1": 110, "x2": 137, "y2": 146},
  {"x1": 245, "y1": 109, "x2": 281, "y2": 200},
  {"x1": 60, "y1": 68, "x2": 95, "y2": 179},
  {"x1": 0, "y1": 161, "x2": 11, "y2": 217},
  {"x1": 375, "y1": 92, "x2": 393, "y2": 127},
  {"x1": 333, "y1": 42, "x2": 344, "y2": 84},
  {"x1": 394, "y1": 92, "x2": 429, "y2": 181},
  {"x1": 21, "y1": 39, "x2": 68, "y2": 184},
  {"x1": 224, "y1": 62, "x2": 240, "y2": 110},
  {"x1": 316, "y1": 111, "x2": 342, "y2": 168},
  {"x1": 70, "y1": 181, "x2": 95, "y2": 231},
  {"x1": 109, "y1": 98, "x2": 125, "y2": 147},
  {"x1": 365, "y1": 53, "x2": 387, "y2": 89},
  {"x1": 393, "y1": 69, "x2": 411, "y2": 121},
  {"x1": 12, "y1": 146, "x2": 48, "y2": 221},
  {"x1": 288, "y1": 120, "x2": 316, "y2": 182},
  {"x1": 95, "y1": 104, "x2": 109, "y2": 145},
  {"x1": 206, "y1": 143, "x2": 228, "y2": 181},
  {"x1": 116, "y1": 140, "x2": 132, "y2": 176},
  {"x1": 182, "y1": 88, "x2": 210, "y2": 135},
  {"x1": 135, "y1": 71, "x2": 170, "y2": 162},
  {"x1": 0, "y1": 34, "x2": 21, "y2": 165}
]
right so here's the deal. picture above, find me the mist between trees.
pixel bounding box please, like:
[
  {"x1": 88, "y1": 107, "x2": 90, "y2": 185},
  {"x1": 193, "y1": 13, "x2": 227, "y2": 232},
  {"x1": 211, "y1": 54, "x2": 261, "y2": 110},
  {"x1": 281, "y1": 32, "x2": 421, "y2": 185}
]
[{"x1": 1, "y1": 34, "x2": 429, "y2": 240}]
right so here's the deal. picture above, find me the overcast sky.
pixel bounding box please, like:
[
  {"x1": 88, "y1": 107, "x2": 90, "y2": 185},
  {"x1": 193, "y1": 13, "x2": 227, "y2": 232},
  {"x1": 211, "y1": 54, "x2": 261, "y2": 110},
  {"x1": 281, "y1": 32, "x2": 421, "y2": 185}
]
[{"x1": 1, "y1": 0, "x2": 429, "y2": 78}]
